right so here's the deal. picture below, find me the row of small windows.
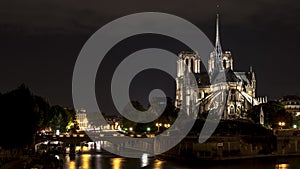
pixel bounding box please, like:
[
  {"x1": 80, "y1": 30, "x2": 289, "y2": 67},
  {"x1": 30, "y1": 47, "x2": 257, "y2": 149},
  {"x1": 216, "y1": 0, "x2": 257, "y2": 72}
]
[
  {"x1": 285, "y1": 106, "x2": 300, "y2": 110},
  {"x1": 285, "y1": 101, "x2": 300, "y2": 105}
]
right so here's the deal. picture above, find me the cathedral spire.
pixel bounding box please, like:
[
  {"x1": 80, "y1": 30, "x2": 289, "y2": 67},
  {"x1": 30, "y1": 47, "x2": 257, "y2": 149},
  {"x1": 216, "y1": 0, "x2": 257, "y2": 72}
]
[
  {"x1": 213, "y1": 13, "x2": 223, "y2": 71},
  {"x1": 215, "y1": 14, "x2": 222, "y2": 58}
]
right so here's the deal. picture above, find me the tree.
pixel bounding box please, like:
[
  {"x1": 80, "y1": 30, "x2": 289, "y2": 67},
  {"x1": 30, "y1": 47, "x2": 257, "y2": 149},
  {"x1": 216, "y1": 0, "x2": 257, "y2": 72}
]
[
  {"x1": 121, "y1": 98, "x2": 178, "y2": 134},
  {"x1": 34, "y1": 96, "x2": 50, "y2": 130},
  {"x1": 247, "y1": 101, "x2": 293, "y2": 128},
  {"x1": 49, "y1": 105, "x2": 76, "y2": 133},
  {"x1": 121, "y1": 101, "x2": 146, "y2": 131},
  {"x1": 0, "y1": 84, "x2": 40, "y2": 148},
  {"x1": 0, "y1": 84, "x2": 77, "y2": 148}
]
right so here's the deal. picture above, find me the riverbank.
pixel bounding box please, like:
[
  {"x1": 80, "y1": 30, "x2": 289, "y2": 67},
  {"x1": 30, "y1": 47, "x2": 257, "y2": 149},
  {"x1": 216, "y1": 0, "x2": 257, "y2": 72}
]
[
  {"x1": 157, "y1": 152, "x2": 300, "y2": 164},
  {"x1": 0, "y1": 154, "x2": 64, "y2": 169}
]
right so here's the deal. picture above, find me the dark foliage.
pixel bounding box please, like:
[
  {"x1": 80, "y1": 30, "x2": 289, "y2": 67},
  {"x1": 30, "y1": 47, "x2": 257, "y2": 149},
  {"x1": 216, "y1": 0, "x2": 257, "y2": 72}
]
[
  {"x1": 189, "y1": 119, "x2": 273, "y2": 137},
  {"x1": 121, "y1": 97, "x2": 178, "y2": 133},
  {"x1": 247, "y1": 101, "x2": 293, "y2": 128},
  {"x1": 0, "y1": 84, "x2": 76, "y2": 148}
]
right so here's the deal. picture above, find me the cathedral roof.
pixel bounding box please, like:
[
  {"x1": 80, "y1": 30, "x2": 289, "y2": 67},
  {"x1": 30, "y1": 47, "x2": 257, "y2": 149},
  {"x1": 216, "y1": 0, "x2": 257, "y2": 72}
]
[
  {"x1": 196, "y1": 72, "x2": 210, "y2": 86},
  {"x1": 235, "y1": 72, "x2": 252, "y2": 85},
  {"x1": 204, "y1": 69, "x2": 253, "y2": 86},
  {"x1": 225, "y1": 69, "x2": 240, "y2": 82}
]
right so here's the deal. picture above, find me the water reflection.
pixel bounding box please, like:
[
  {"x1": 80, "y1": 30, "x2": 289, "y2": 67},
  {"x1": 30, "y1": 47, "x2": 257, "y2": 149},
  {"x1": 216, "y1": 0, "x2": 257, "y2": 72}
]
[
  {"x1": 153, "y1": 159, "x2": 165, "y2": 169},
  {"x1": 68, "y1": 161, "x2": 75, "y2": 169},
  {"x1": 275, "y1": 163, "x2": 289, "y2": 169},
  {"x1": 111, "y1": 158, "x2": 123, "y2": 169},
  {"x1": 81, "y1": 154, "x2": 90, "y2": 169},
  {"x1": 62, "y1": 154, "x2": 299, "y2": 169}
]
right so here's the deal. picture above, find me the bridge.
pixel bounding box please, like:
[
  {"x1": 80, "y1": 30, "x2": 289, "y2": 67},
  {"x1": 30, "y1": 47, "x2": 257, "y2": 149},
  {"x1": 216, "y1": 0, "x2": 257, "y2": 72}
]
[{"x1": 35, "y1": 131, "x2": 157, "y2": 156}]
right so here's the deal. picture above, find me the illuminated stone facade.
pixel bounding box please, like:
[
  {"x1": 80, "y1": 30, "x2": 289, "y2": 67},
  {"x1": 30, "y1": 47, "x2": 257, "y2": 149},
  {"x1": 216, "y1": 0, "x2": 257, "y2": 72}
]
[
  {"x1": 175, "y1": 14, "x2": 266, "y2": 119},
  {"x1": 76, "y1": 108, "x2": 89, "y2": 130}
]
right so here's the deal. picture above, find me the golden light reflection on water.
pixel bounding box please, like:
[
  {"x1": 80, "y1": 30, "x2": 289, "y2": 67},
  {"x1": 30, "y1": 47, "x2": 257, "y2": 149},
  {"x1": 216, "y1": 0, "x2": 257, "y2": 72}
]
[
  {"x1": 153, "y1": 159, "x2": 165, "y2": 169},
  {"x1": 111, "y1": 158, "x2": 124, "y2": 169},
  {"x1": 81, "y1": 154, "x2": 91, "y2": 169},
  {"x1": 68, "y1": 160, "x2": 76, "y2": 169},
  {"x1": 65, "y1": 154, "x2": 163, "y2": 169},
  {"x1": 66, "y1": 154, "x2": 91, "y2": 169},
  {"x1": 275, "y1": 163, "x2": 290, "y2": 169}
]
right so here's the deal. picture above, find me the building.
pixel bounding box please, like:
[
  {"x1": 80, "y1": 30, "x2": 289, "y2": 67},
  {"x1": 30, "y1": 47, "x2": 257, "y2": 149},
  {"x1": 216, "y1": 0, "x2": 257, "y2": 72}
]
[
  {"x1": 277, "y1": 95, "x2": 300, "y2": 121},
  {"x1": 76, "y1": 108, "x2": 89, "y2": 130},
  {"x1": 175, "y1": 14, "x2": 266, "y2": 119}
]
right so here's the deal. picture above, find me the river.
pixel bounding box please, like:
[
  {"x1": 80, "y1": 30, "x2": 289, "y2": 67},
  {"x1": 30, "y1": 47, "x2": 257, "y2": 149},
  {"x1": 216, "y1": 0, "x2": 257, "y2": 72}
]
[{"x1": 61, "y1": 153, "x2": 300, "y2": 169}]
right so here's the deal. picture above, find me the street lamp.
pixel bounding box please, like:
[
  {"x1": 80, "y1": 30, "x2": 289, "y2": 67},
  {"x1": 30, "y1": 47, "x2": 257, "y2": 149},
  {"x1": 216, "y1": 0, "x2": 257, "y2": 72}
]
[
  {"x1": 278, "y1": 121, "x2": 285, "y2": 129},
  {"x1": 156, "y1": 123, "x2": 162, "y2": 132},
  {"x1": 293, "y1": 124, "x2": 297, "y2": 129},
  {"x1": 164, "y1": 124, "x2": 171, "y2": 128},
  {"x1": 146, "y1": 127, "x2": 151, "y2": 132}
]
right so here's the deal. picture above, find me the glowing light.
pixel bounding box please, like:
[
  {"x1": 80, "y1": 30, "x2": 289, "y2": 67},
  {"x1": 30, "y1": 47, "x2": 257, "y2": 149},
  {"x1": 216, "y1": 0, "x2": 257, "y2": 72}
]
[
  {"x1": 164, "y1": 124, "x2": 171, "y2": 128},
  {"x1": 153, "y1": 159, "x2": 165, "y2": 169},
  {"x1": 81, "y1": 154, "x2": 91, "y2": 169},
  {"x1": 156, "y1": 123, "x2": 162, "y2": 132},
  {"x1": 82, "y1": 146, "x2": 89, "y2": 152},
  {"x1": 293, "y1": 124, "x2": 297, "y2": 129},
  {"x1": 55, "y1": 155, "x2": 59, "y2": 160},
  {"x1": 279, "y1": 122, "x2": 286, "y2": 127},
  {"x1": 68, "y1": 161, "x2": 76, "y2": 169},
  {"x1": 141, "y1": 153, "x2": 149, "y2": 168},
  {"x1": 111, "y1": 158, "x2": 123, "y2": 169},
  {"x1": 275, "y1": 163, "x2": 290, "y2": 169}
]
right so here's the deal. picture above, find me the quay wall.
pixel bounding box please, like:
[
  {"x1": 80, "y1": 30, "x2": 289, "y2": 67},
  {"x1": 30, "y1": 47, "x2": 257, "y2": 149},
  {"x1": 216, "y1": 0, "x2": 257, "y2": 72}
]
[{"x1": 159, "y1": 132, "x2": 300, "y2": 160}]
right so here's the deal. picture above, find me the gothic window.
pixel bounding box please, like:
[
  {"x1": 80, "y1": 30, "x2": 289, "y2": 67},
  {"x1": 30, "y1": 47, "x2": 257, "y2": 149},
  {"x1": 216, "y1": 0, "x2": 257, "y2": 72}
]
[
  {"x1": 231, "y1": 90, "x2": 236, "y2": 101},
  {"x1": 230, "y1": 106, "x2": 234, "y2": 114}
]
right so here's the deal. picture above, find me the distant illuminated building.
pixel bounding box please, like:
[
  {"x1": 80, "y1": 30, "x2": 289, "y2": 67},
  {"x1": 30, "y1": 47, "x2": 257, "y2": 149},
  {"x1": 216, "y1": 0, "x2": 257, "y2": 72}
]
[
  {"x1": 175, "y1": 14, "x2": 267, "y2": 119},
  {"x1": 76, "y1": 108, "x2": 88, "y2": 130},
  {"x1": 277, "y1": 95, "x2": 300, "y2": 121}
]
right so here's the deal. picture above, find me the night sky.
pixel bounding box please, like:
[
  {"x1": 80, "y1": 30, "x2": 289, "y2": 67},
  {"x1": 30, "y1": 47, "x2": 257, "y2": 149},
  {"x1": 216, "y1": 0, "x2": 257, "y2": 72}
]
[{"x1": 0, "y1": 0, "x2": 299, "y2": 110}]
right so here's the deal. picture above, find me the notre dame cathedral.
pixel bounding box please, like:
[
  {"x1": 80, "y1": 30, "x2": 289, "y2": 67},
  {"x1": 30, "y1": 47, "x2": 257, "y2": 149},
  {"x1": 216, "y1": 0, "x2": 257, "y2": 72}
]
[{"x1": 175, "y1": 14, "x2": 267, "y2": 120}]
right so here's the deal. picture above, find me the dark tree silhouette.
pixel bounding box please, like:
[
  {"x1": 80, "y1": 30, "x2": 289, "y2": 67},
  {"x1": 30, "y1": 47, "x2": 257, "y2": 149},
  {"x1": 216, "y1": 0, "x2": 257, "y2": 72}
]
[
  {"x1": 247, "y1": 101, "x2": 293, "y2": 129},
  {"x1": 0, "y1": 84, "x2": 39, "y2": 148},
  {"x1": 0, "y1": 84, "x2": 76, "y2": 148}
]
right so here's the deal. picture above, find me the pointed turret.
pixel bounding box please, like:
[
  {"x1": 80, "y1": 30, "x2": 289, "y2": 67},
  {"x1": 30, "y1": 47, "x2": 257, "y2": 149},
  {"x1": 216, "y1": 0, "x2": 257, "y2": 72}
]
[{"x1": 260, "y1": 106, "x2": 264, "y2": 126}]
